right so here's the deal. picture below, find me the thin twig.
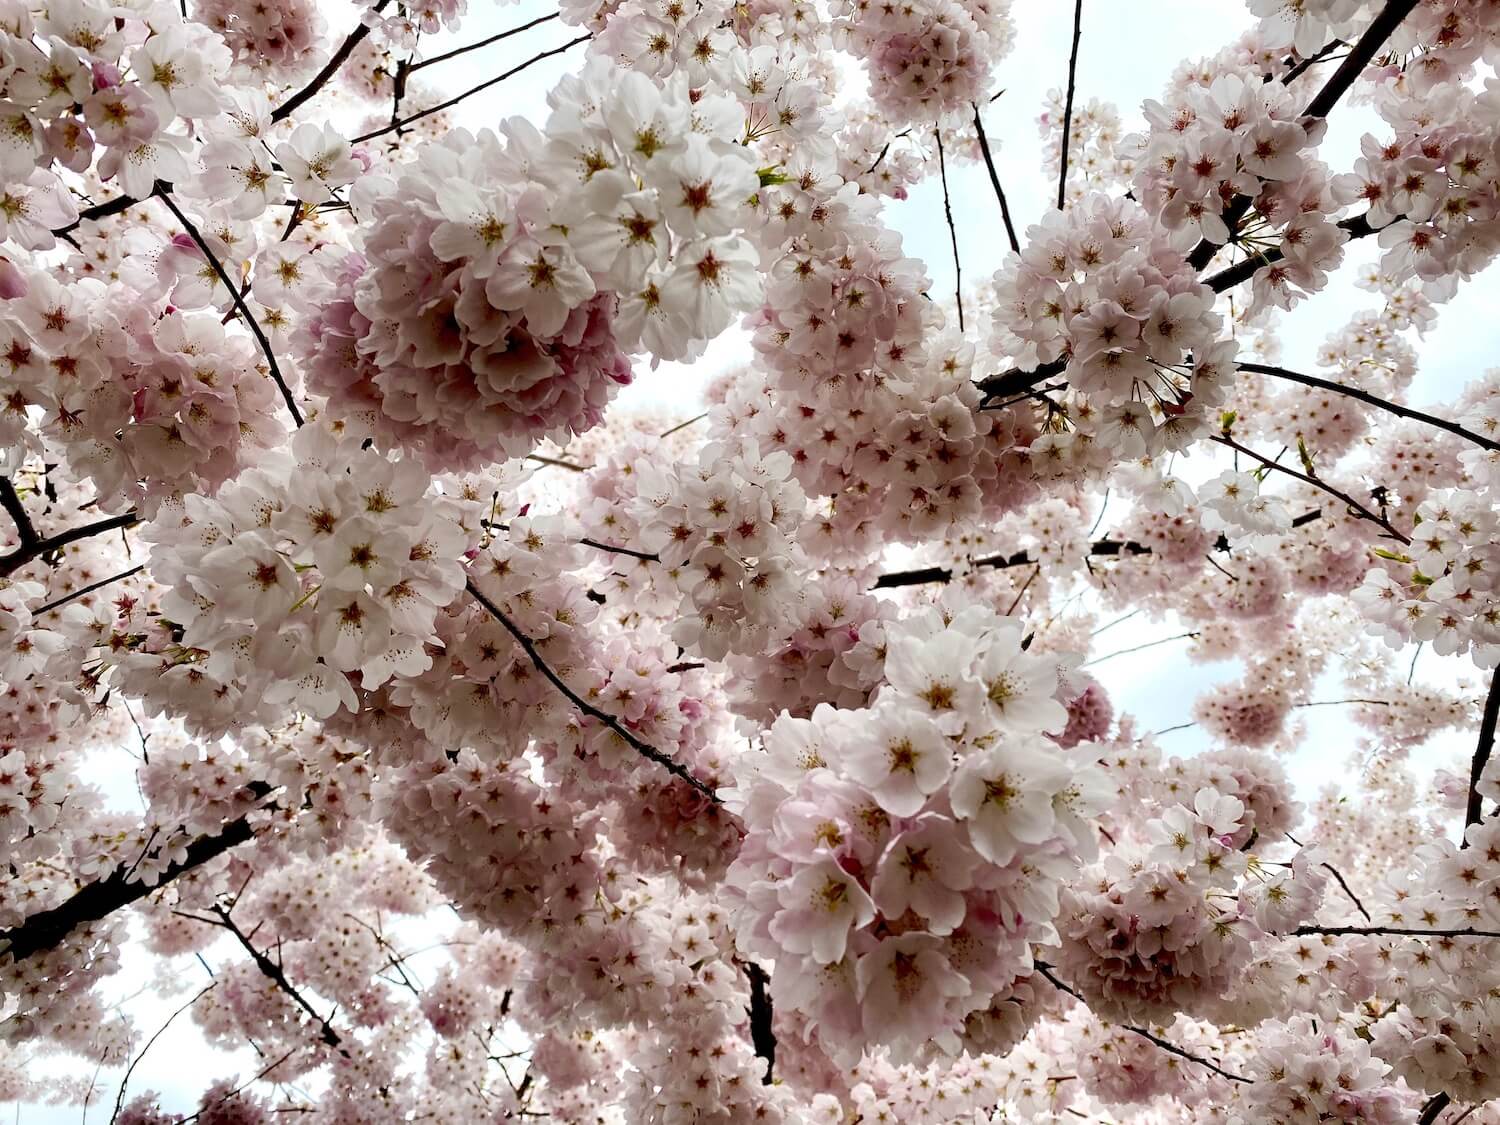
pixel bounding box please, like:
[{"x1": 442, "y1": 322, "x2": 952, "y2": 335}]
[
  {"x1": 464, "y1": 579, "x2": 719, "y2": 801},
  {"x1": 1034, "y1": 963, "x2": 1252, "y2": 1083},
  {"x1": 933, "y1": 126, "x2": 963, "y2": 333},
  {"x1": 1056, "y1": 0, "x2": 1084, "y2": 210},
  {"x1": 32, "y1": 564, "x2": 145, "y2": 616},
  {"x1": 155, "y1": 190, "x2": 304, "y2": 427},
  {"x1": 1212, "y1": 434, "x2": 1409, "y2": 544},
  {"x1": 971, "y1": 103, "x2": 1020, "y2": 254},
  {"x1": 1240, "y1": 362, "x2": 1498, "y2": 451},
  {"x1": 410, "y1": 12, "x2": 561, "y2": 71},
  {"x1": 0, "y1": 478, "x2": 38, "y2": 547},
  {"x1": 1083, "y1": 631, "x2": 1198, "y2": 667},
  {"x1": 659, "y1": 413, "x2": 708, "y2": 438},
  {"x1": 1319, "y1": 863, "x2": 1373, "y2": 922},
  {"x1": 209, "y1": 906, "x2": 347, "y2": 1053},
  {"x1": 270, "y1": 0, "x2": 392, "y2": 123},
  {"x1": 110, "y1": 985, "x2": 216, "y2": 1123},
  {"x1": 353, "y1": 35, "x2": 592, "y2": 144}
]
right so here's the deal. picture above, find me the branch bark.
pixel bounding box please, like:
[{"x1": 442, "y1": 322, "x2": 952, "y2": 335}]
[
  {"x1": 270, "y1": 0, "x2": 392, "y2": 123},
  {"x1": 0, "y1": 509, "x2": 139, "y2": 579},
  {"x1": 1055, "y1": 0, "x2": 1084, "y2": 211},
  {"x1": 0, "y1": 783, "x2": 275, "y2": 965},
  {"x1": 1464, "y1": 669, "x2": 1500, "y2": 845}
]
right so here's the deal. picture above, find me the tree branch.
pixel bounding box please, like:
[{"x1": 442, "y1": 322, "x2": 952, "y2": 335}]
[
  {"x1": 31, "y1": 564, "x2": 145, "y2": 616},
  {"x1": 1240, "y1": 362, "x2": 1498, "y2": 450},
  {"x1": 1418, "y1": 1093, "x2": 1453, "y2": 1125},
  {"x1": 1464, "y1": 669, "x2": 1500, "y2": 844},
  {"x1": 872, "y1": 538, "x2": 1150, "y2": 590},
  {"x1": 1302, "y1": 0, "x2": 1419, "y2": 119},
  {"x1": 1056, "y1": 0, "x2": 1084, "y2": 210},
  {"x1": 1034, "y1": 963, "x2": 1252, "y2": 1083},
  {"x1": 270, "y1": 0, "x2": 392, "y2": 123},
  {"x1": 933, "y1": 126, "x2": 964, "y2": 333},
  {"x1": 1293, "y1": 925, "x2": 1500, "y2": 939},
  {"x1": 353, "y1": 35, "x2": 591, "y2": 144},
  {"x1": 463, "y1": 579, "x2": 720, "y2": 802},
  {"x1": 410, "y1": 11, "x2": 561, "y2": 71},
  {"x1": 1211, "y1": 433, "x2": 1410, "y2": 544},
  {"x1": 0, "y1": 477, "x2": 38, "y2": 547},
  {"x1": 971, "y1": 103, "x2": 1020, "y2": 255},
  {"x1": 155, "y1": 189, "x2": 304, "y2": 428},
  {"x1": 0, "y1": 509, "x2": 139, "y2": 579},
  {"x1": 742, "y1": 960, "x2": 775, "y2": 1085},
  {"x1": 209, "y1": 905, "x2": 347, "y2": 1054},
  {"x1": 0, "y1": 783, "x2": 275, "y2": 965}
]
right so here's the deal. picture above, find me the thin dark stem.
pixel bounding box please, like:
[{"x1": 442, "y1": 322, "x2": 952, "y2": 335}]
[
  {"x1": 1034, "y1": 963, "x2": 1251, "y2": 1083},
  {"x1": 0, "y1": 478, "x2": 38, "y2": 547},
  {"x1": 1056, "y1": 0, "x2": 1084, "y2": 210},
  {"x1": 1464, "y1": 669, "x2": 1500, "y2": 844},
  {"x1": 32, "y1": 564, "x2": 146, "y2": 616},
  {"x1": 0, "y1": 510, "x2": 139, "y2": 579},
  {"x1": 659, "y1": 412, "x2": 708, "y2": 438},
  {"x1": 1240, "y1": 362, "x2": 1498, "y2": 451},
  {"x1": 577, "y1": 536, "x2": 657, "y2": 562},
  {"x1": 110, "y1": 984, "x2": 216, "y2": 1124},
  {"x1": 410, "y1": 12, "x2": 561, "y2": 71},
  {"x1": 464, "y1": 579, "x2": 719, "y2": 801},
  {"x1": 270, "y1": 0, "x2": 391, "y2": 123},
  {"x1": 1282, "y1": 37, "x2": 1345, "y2": 84},
  {"x1": 1084, "y1": 631, "x2": 1198, "y2": 667},
  {"x1": 872, "y1": 538, "x2": 1152, "y2": 590},
  {"x1": 1293, "y1": 925, "x2": 1500, "y2": 938},
  {"x1": 971, "y1": 103, "x2": 1020, "y2": 255},
  {"x1": 525, "y1": 454, "x2": 591, "y2": 472},
  {"x1": 933, "y1": 127, "x2": 963, "y2": 333},
  {"x1": 354, "y1": 35, "x2": 592, "y2": 144},
  {"x1": 1320, "y1": 863, "x2": 1373, "y2": 922},
  {"x1": 1212, "y1": 434, "x2": 1410, "y2": 544},
  {"x1": 209, "y1": 906, "x2": 347, "y2": 1053},
  {"x1": 1303, "y1": 0, "x2": 1419, "y2": 119},
  {"x1": 1204, "y1": 211, "x2": 1380, "y2": 292},
  {"x1": 155, "y1": 190, "x2": 304, "y2": 427}
]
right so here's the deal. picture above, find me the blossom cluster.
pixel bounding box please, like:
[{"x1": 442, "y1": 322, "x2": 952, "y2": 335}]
[{"x1": 724, "y1": 606, "x2": 1109, "y2": 1061}]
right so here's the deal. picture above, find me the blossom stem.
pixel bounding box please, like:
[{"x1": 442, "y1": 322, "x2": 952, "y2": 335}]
[
  {"x1": 971, "y1": 103, "x2": 1020, "y2": 254},
  {"x1": 270, "y1": 0, "x2": 392, "y2": 123},
  {"x1": 155, "y1": 189, "x2": 305, "y2": 428},
  {"x1": 1239, "y1": 362, "x2": 1499, "y2": 450},
  {"x1": 463, "y1": 578, "x2": 721, "y2": 802},
  {"x1": 1056, "y1": 0, "x2": 1084, "y2": 211}
]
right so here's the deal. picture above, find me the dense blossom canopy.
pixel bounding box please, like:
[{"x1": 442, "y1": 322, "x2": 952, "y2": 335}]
[{"x1": 0, "y1": 0, "x2": 1498, "y2": 1122}]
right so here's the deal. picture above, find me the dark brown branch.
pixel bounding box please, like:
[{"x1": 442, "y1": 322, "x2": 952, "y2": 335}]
[
  {"x1": 577, "y1": 536, "x2": 658, "y2": 562},
  {"x1": 1056, "y1": 0, "x2": 1084, "y2": 211},
  {"x1": 934, "y1": 127, "x2": 963, "y2": 333},
  {"x1": 1281, "y1": 38, "x2": 1346, "y2": 85},
  {"x1": 743, "y1": 961, "x2": 775, "y2": 1085},
  {"x1": 464, "y1": 579, "x2": 719, "y2": 801},
  {"x1": 270, "y1": 0, "x2": 392, "y2": 123},
  {"x1": 156, "y1": 190, "x2": 304, "y2": 428},
  {"x1": 1320, "y1": 863, "x2": 1373, "y2": 922},
  {"x1": 353, "y1": 35, "x2": 592, "y2": 144},
  {"x1": 1240, "y1": 362, "x2": 1498, "y2": 450},
  {"x1": 1203, "y1": 211, "x2": 1379, "y2": 292},
  {"x1": 210, "y1": 906, "x2": 347, "y2": 1054},
  {"x1": 0, "y1": 478, "x2": 38, "y2": 547},
  {"x1": 971, "y1": 103, "x2": 1020, "y2": 255},
  {"x1": 32, "y1": 564, "x2": 145, "y2": 616},
  {"x1": 53, "y1": 184, "x2": 165, "y2": 238},
  {"x1": 1293, "y1": 925, "x2": 1500, "y2": 938},
  {"x1": 1464, "y1": 669, "x2": 1500, "y2": 844},
  {"x1": 1303, "y1": 0, "x2": 1419, "y2": 119},
  {"x1": 872, "y1": 538, "x2": 1150, "y2": 590},
  {"x1": 410, "y1": 11, "x2": 561, "y2": 71},
  {"x1": 1418, "y1": 1093, "x2": 1453, "y2": 1125},
  {"x1": 0, "y1": 510, "x2": 139, "y2": 578},
  {"x1": 1211, "y1": 434, "x2": 1410, "y2": 544},
  {"x1": 1034, "y1": 963, "x2": 1252, "y2": 1083},
  {"x1": 0, "y1": 783, "x2": 275, "y2": 965}
]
